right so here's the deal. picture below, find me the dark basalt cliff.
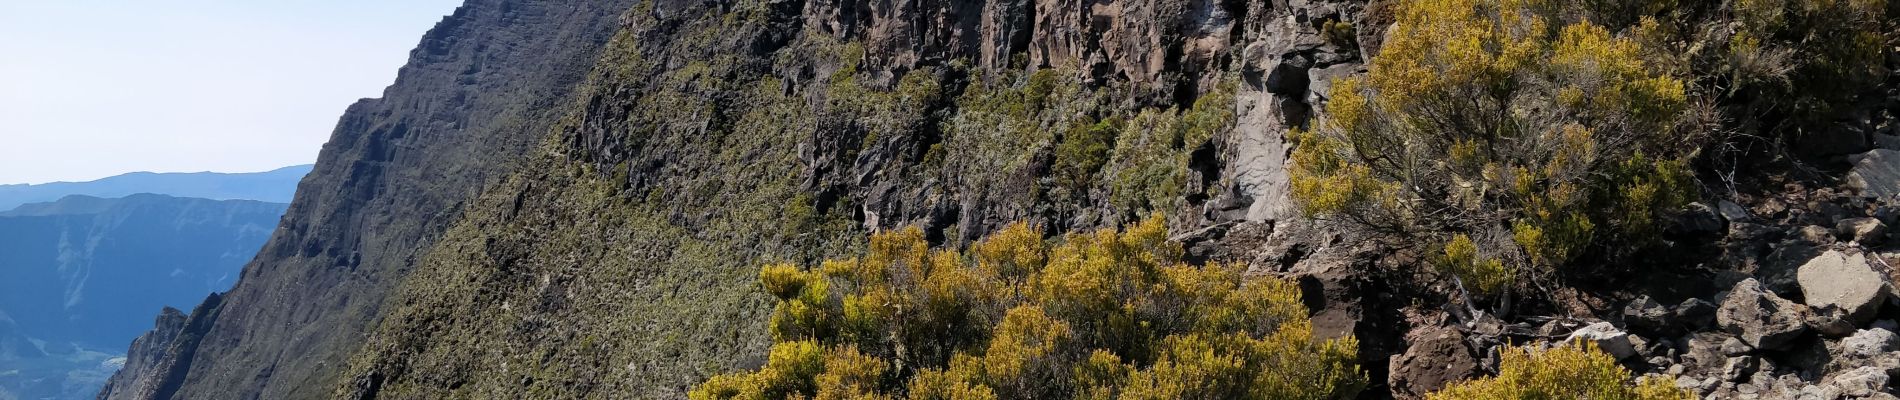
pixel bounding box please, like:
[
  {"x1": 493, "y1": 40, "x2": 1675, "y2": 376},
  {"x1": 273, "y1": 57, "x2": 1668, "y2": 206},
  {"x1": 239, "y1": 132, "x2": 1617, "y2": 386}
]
[
  {"x1": 108, "y1": 0, "x2": 1373, "y2": 397},
  {"x1": 105, "y1": 0, "x2": 1900, "y2": 398}
]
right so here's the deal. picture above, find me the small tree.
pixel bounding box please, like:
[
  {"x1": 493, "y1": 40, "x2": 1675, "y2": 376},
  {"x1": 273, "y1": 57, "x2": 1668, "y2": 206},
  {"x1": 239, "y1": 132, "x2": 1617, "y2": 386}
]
[{"x1": 1290, "y1": 0, "x2": 1699, "y2": 299}]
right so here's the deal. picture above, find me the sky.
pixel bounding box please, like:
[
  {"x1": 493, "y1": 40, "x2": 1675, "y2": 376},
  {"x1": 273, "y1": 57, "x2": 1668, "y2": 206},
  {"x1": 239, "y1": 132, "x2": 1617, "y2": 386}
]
[{"x1": 0, "y1": 0, "x2": 464, "y2": 184}]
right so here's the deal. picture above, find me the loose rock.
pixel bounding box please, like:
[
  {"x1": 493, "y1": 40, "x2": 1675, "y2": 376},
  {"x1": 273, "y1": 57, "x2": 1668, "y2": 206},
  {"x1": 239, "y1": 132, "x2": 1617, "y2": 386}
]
[
  {"x1": 1839, "y1": 217, "x2": 1888, "y2": 245},
  {"x1": 1624, "y1": 296, "x2": 1673, "y2": 334},
  {"x1": 1826, "y1": 366, "x2": 1892, "y2": 398},
  {"x1": 1566, "y1": 322, "x2": 1639, "y2": 361},
  {"x1": 1718, "y1": 279, "x2": 1809, "y2": 350},
  {"x1": 1839, "y1": 328, "x2": 1900, "y2": 359},
  {"x1": 1850, "y1": 149, "x2": 1900, "y2": 203},
  {"x1": 1797, "y1": 250, "x2": 1891, "y2": 324}
]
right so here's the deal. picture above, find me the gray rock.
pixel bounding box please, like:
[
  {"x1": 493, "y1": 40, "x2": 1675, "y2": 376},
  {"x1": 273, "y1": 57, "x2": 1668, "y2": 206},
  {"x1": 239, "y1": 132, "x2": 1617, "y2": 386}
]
[
  {"x1": 1722, "y1": 337, "x2": 1753, "y2": 356},
  {"x1": 1765, "y1": 239, "x2": 1828, "y2": 294},
  {"x1": 1807, "y1": 306, "x2": 1861, "y2": 337},
  {"x1": 1840, "y1": 328, "x2": 1900, "y2": 358},
  {"x1": 1676, "y1": 376, "x2": 1709, "y2": 395},
  {"x1": 1678, "y1": 298, "x2": 1719, "y2": 329},
  {"x1": 1721, "y1": 200, "x2": 1755, "y2": 224},
  {"x1": 1839, "y1": 217, "x2": 1889, "y2": 245},
  {"x1": 1566, "y1": 322, "x2": 1639, "y2": 360},
  {"x1": 1304, "y1": 63, "x2": 1360, "y2": 103},
  {"x1": 1683, "y1": 332, "x2": 1734, "y2": 372},
  {"x1": 1849, "y1": 149, "x2": 1900, "y2": 202},
  {"x1": 1625, "y1": 296, "x2": 1673, "y2": 333},
  {"x1": 1877, "y1": 133, "x2": 1900, "y2": 151},
  {"x1": 1827, "y1": 366, "x2": 1891, "y2": 398},
  {"x1": 1719, "y1": 279, "x2": 1810, "y2": 350},
  {"x1": 1673, "y1": 202, "x2": 1726, "y2": 236},
  {"x1": 1797, "y1": 250, "x2": 1891, "y2": 323},
  {"x1": 1723, "y1": 355, "x2": 1760, "y2": 383}
]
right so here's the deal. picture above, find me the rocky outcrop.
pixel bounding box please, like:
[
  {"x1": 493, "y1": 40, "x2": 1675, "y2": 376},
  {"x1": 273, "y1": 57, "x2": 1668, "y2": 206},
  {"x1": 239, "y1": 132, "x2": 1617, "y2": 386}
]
[
  {"x1": 1226, "y1": 2, "x2": 1367, "y2": 223},
  {"x1": 97, "y1": 294, "x2": 222, "y2": 400},
  {"x1": 94, "y1": 307, "x2": 188, "y2": 400}
]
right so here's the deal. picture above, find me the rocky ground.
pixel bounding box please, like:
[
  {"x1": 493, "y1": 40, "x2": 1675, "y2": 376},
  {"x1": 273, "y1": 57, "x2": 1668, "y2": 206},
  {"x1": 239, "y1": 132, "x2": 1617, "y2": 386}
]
[{"x1": 1243, "y1": 129, "x2": 1900, "y2": 398}]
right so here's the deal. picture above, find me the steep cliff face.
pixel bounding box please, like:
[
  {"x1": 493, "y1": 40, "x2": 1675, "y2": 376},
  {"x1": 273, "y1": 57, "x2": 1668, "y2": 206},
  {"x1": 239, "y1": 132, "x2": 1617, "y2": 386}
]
[
  {"x1": 117, "y1": 0, "x2": 1900, "y2": 398},
  {"x1": 100, "y1": 1, "x2": 637, "y2": 399},
  {"x1": 108, "y1": 0, "x2": 1390, "y2": 398},
  {"x1": 328, "y1": 0, "x2": 1382, "y2": 398}
]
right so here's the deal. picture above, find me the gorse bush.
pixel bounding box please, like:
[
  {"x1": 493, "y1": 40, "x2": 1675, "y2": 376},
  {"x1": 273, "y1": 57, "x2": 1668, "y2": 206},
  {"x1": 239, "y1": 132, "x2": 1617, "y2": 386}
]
[
  {"x1": 1291, "y1": 0, "x2": 1700, "y2": 293},
  {"x1": 692, "y1": 216, "x2": 1366, "y2": 399},
  {"x1": 1429, "y1": 343, "x2": 1692, "y2": 400}
]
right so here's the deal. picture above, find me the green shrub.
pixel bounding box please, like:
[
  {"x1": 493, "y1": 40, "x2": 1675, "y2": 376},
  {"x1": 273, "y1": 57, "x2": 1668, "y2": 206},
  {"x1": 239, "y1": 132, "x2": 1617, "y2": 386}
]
[
  {"x1": 691, "y1": 216, "x2": 1365, "y2": 399},
  {"x1": 1429, "y1": 343, "x2": 1692, "y2": 400},
  {"x1": 1605, "y1": 0, "x2": 1890, "y2": 140}
]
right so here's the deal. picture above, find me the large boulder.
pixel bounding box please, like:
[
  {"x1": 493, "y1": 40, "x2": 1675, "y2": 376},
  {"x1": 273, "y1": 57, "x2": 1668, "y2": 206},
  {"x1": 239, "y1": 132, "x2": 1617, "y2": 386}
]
[
  {"x1": 1718, "y1": 279, "x2": 1810, "y2": 350},
  {"x1": 1797, "y1": 250, "x2": 1892, "y2": 324}
]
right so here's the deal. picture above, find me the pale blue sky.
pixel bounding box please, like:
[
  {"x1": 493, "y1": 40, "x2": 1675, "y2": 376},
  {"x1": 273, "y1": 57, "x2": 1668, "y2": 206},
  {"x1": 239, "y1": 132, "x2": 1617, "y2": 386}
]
[{"x1": 0, "y1": 1, "x2": 464, "y2": 184}]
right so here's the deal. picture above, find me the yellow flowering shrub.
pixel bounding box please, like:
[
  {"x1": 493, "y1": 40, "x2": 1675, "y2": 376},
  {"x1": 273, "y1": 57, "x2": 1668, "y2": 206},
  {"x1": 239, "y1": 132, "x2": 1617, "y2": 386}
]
[
  {"x1": 692, "y1": 216, "x2": 1365, "y2": 399},
  {"x1": 1429, "y1": 343, "x2": 1693, "y2": 400},
  {"x1": 1290, "y1": 0, "x2": 1698, "y2": 294}
]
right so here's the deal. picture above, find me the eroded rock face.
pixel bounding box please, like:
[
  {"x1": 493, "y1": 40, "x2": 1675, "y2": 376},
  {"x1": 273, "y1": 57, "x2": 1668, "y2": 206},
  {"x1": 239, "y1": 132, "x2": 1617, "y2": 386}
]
[
  {"x1": 1718, "y1": 279, "x2": 1810, "y2": 350},
  {"x1": 93, "y1": 308, "x2": 185, "y2": 399},
  {"x1": 1797, "y1": 250, "x2": 1892, "y2": 324}
]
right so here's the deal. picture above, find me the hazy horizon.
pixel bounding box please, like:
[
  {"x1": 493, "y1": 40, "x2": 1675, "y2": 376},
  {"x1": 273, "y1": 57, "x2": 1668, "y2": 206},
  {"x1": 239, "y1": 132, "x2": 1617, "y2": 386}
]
[
  {"x1": 0, "y1": 164, "x2": 312, "y2": 186},
  {"x1": 0, "y1": 1, "x2": 463, "y2": 185}
]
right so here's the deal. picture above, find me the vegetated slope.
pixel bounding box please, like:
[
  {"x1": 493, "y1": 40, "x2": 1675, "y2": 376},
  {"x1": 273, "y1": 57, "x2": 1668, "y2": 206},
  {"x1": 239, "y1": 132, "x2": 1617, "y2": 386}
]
[
  {"x1": 0, "y1": 194, "x2": 285, "y2": 400},
  {"x1": 331, "y1": 0, "x2": 1369, "y2": 397},
  {"x1": 0, "y1": 165, "x2": 311, "y2": 211},
  {"x1": 97, "y1": 1, "x2": 637, "y2": 399},
  {"x1": 109, "y1": 0, "x2": 1900, "y2": 399}
]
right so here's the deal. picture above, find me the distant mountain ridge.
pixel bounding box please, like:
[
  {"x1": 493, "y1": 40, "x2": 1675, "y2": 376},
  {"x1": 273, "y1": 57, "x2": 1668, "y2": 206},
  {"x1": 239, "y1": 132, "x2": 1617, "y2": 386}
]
[
  {"x1": 0, "y1": 194, "x2": 289, "y2": 400},
  {"x1": 0, "y1": 165, "x2": 312, "y2": 211}
]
